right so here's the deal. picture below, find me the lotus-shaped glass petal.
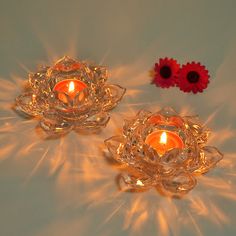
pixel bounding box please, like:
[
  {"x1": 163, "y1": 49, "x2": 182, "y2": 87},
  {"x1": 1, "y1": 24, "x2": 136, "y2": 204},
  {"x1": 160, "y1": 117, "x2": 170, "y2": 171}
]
[
  {"x1": 105, "y1": 107, "x2": 223, "y2": 197},
  {"x1": 15, "y1": 56, "x2": 126, "y2": 137}
]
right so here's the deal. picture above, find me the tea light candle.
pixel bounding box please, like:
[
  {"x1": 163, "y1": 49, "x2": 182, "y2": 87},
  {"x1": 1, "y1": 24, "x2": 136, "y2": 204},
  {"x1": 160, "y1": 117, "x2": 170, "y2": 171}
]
[
  {"x1": 145, "y1": 130, "x2": 184, "y2": 156},
  {"x1": 53, "y1": 79, "x2": 87, "y2": 103}
]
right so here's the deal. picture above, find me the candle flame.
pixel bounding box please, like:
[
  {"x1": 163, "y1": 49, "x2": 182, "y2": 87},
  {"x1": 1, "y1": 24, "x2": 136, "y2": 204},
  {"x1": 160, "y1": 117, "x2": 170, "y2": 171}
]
[
  {"x1": 160, "y1": 131, "x2": 167, "y2": 144},
  {"x1": 68, "y1": 81, "x2": 75, "y2": 92},
  {"x1": 136, "y1": 180, "x2": 144, "y2": 186}
]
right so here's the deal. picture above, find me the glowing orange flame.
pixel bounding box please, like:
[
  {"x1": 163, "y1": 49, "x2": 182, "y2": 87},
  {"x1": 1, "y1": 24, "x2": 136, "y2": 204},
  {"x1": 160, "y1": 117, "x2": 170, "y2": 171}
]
[
  {"x1": 68, "y1": 81, "x2": 75, "y2": 93},
  {"x1": 160, "y1": 131, "x2": 167, "y2": 144},
  {"x1": 136, "y1": 180, "x2": 144, "y2": 186}
]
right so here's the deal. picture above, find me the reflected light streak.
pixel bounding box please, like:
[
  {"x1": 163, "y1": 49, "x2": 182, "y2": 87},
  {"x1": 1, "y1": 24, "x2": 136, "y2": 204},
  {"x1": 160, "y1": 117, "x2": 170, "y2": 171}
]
[
  {"x1": 187, "y1": 211, "x2": 204, "y2": 236},
  {"x1": 24, "y1": 147, "x2": 50, "y2": 184},
  {"x1": 209, "y1": 127, "x2": 235, "y2": 146},
  {"x1": 102, "y1": 202, "x2": 125, "y2": 225},
  {"x1": 157, "y1": 210, "x2": 169, "y2": 236}
]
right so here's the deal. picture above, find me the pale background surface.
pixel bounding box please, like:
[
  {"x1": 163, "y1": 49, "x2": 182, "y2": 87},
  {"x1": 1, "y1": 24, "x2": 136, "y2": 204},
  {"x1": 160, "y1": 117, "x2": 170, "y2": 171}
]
[{"x1": 0, "y1": 0, "x2": 236, "y2": 235}]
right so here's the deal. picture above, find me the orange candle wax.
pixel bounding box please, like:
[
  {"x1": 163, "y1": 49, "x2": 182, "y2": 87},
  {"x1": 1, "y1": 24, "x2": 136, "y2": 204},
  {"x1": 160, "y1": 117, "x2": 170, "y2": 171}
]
[
  {"x1": 53, "y1": 79, "x2": 87, "y2": 103},
  {"x1": 145, "y1": 130, "x2": 184, "y2": 156}
]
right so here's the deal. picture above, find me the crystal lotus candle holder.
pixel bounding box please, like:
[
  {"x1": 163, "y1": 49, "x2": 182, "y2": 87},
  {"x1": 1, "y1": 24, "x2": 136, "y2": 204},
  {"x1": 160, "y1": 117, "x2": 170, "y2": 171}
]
[
  {"x1": 15, "y1": 56, "x2": 126, "y2": 137},
  {"x1": 105, "y1": 107, "x2": 223, "y2": 197}
]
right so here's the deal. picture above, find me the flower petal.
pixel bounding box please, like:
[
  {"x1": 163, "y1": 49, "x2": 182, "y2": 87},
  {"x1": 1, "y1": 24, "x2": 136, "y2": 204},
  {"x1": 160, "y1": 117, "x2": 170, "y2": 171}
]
[
  {"x1": 152, "y1": 57, "x2": 180, "y2": 88},
  {"x1": 178, "y1": 62, "x2": 210, "y2": 94}
]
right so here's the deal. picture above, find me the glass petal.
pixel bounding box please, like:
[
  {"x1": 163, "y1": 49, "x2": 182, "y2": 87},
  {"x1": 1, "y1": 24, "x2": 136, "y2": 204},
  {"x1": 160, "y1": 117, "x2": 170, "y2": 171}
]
[
  {"x1": 102, "y1": 84, "x2": 126, "y2": 111},
  {"x1": 104, "y1": 135, "x2": 125, "y2": 163},
  {"x1": 117, "y1": 173, "x2": 154, "y2": 192},
  {"x1": 90, "y1": 65, "x2": 108, "y2": 84},
  {"x1": 159, "y1": 171, "x2": 196, "y2": 197},
  {"x1": 160, "y1": 148, "x2": 191, "y2": 170},
  {"x1": 194, "y1": 146, "x2": 223, "y2": 174},
  {"x1": 136, "y1": 110, "x2": 152, "y2": 119},
  {"x1": 15, "y1": 92, "x2": 48, "y2": 117},
  {"x1": 158, "y1": 107, "x2": 178, "y2": 117},
  {"x1": 75, "y1": 112, "x2": 110, "y2": 132},
  {"x1": 184, "y1": 115, "x2": 210, "y2": 146},
  {"x1": 29, "y1": 67, "x2": 48, "y2": 92},
  {"x1": 40, "y1": 110, "x2": 72, "y2": 137},
  {"x1": 142, "y1": 143, "x2": 161, "y2": 164},
  {"x1": 160, "y1": 148, "x2": 182, "y2": 165}
]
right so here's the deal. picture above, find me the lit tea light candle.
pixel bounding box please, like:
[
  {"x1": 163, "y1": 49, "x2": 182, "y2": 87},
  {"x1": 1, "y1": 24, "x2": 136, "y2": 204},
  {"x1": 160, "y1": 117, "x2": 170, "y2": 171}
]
[
  {"x1": 53, "y1": 79, "x2": 87, "y2": 103},
  {"x1": 145, "y1": 130, "x2": 184, "y2": 156}
]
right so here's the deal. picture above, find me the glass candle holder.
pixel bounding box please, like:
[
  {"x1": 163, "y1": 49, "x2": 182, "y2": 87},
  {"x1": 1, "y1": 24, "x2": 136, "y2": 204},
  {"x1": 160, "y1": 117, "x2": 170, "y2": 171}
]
[
  {"x1": 15, "y1": 56, "x2": 126, "y2": 137},
  {"x1": 105, "y1": 107, "x2": 223, "y2": 197}
]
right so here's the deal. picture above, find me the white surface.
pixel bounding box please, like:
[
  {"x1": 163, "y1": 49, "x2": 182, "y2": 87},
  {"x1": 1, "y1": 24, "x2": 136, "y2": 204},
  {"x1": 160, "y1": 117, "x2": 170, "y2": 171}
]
[{"x1": 0, "y1": 0, "x2": 236, "y2": 235}]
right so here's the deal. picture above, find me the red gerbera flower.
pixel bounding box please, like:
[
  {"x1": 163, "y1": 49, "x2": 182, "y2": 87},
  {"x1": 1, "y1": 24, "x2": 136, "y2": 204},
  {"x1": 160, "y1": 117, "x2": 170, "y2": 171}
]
[
  {"x1": 177, "y1": 62, "x2": 210, "y2": 94},
  {"x1": 152, "y1": 58, "x2": 180, "y2": 88}
]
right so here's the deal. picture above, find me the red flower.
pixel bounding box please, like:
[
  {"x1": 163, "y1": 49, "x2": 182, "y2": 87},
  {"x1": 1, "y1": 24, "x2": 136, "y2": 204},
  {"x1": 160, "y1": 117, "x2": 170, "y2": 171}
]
[
  {"x1": 178, "y1": 62, "x2": 210, "y2": 94},
  {"x1": 152, "y1": 58, "x2": 180, "y2": 88}
]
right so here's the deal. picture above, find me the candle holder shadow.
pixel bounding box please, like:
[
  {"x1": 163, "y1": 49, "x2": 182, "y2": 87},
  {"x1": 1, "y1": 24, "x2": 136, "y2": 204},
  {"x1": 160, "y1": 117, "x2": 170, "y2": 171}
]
[
  {"x1": 14, "y1": 56, "x2": 126, "y2": 139},
  {"x1": 104, "y1": 107, "x2": 223, "y2": 198}
]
